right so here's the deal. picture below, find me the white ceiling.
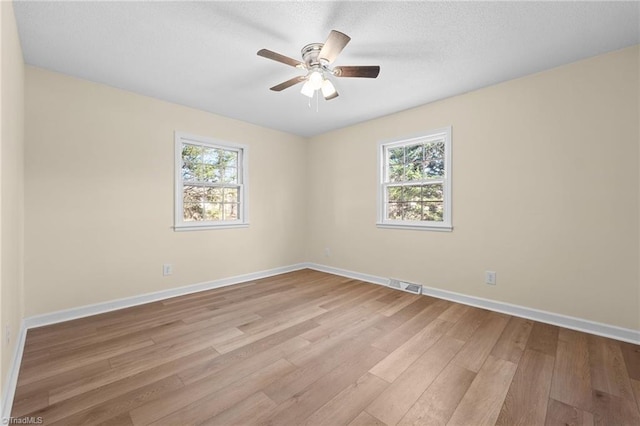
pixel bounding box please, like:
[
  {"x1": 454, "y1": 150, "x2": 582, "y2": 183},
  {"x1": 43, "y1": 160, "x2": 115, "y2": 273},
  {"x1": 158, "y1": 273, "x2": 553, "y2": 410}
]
[{"x1": 13, "y1": 1, "x2": 640, "y2": 137}]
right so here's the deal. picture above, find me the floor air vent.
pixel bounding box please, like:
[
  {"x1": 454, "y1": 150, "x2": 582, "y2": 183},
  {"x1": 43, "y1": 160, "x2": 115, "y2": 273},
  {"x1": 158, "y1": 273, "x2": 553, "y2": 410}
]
[{"x1": 388, "y1": 278, "x2": 422, "y2": 295}]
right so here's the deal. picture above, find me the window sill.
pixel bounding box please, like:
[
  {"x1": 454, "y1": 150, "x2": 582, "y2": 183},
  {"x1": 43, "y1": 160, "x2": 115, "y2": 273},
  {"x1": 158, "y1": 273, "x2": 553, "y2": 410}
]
[
  {"x1": 174, "y1": 223, "x2": 249, "y2": 231},
  {"x1": 376, "y1": 222, "x2": 453, "y2": 232}
]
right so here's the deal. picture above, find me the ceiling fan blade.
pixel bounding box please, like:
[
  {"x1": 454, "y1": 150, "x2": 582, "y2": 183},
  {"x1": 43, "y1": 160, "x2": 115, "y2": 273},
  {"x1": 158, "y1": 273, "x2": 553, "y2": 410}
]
[
  {"x1": 257, "y1": 49, "x2": 305, "y2": 68},
  {"x1": 318, "y1": 30, "x2": 351, "y2": 64},
  {"x1": 333, "y1": 65, "x2": 380, "y2": 78},
  {"x1": 269, "y1": 76, "x2": 306, "y2": 91}
]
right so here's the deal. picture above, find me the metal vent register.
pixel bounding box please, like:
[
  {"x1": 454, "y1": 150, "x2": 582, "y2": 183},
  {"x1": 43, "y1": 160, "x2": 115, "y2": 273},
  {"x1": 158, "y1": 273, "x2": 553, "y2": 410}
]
[{"x1": 388, "y1": 279, "x2": 422, "y2": 295}]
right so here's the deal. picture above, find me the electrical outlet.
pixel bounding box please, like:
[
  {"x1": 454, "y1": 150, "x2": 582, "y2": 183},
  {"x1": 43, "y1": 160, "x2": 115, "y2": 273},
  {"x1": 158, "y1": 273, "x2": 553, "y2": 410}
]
[
  {"x1": 485, "y1": 271, "x2": 497, "y2": 285},
  {"x1": 324, "y1": 247, "x2": 331, "y2": 257},
  {"x1": 163, "y1": 264, "x2": 173, "y2": 276}
]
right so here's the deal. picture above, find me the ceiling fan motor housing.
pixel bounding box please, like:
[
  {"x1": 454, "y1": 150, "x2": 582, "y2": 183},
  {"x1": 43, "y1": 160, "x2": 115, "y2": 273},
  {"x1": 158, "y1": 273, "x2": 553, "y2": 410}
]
[{"x1": 301, "y1": 43, "x2": 326, "y2": 69}]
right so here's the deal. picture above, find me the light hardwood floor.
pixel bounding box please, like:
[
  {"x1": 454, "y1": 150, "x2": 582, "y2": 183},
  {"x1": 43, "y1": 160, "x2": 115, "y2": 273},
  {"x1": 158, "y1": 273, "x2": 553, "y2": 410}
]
[{"x1": 11, "y1": 269, "x2": 640, "y2": 425}]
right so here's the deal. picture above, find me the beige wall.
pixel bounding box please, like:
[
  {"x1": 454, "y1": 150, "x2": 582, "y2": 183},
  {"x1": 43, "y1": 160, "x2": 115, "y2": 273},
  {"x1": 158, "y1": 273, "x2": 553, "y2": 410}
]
[
  {"x1": 1, "y1": 0, "x2": 25, "y2": 401},
  {"x1": 22, "y1": 45, "x2": 640, "y2": 332},
  {"x1": 24, "y1": 67, "x2": 307, "y2": 316},
  {"x1": 307, "y1": 46, "x2": 640, "y2": 331}
]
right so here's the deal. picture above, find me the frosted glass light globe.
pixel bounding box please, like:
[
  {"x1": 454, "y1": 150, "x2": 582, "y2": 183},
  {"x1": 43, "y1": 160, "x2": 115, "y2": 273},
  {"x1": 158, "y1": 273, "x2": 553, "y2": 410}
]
[{"x1": 308, "y1": 71, "x2": 324, "y2": 90}]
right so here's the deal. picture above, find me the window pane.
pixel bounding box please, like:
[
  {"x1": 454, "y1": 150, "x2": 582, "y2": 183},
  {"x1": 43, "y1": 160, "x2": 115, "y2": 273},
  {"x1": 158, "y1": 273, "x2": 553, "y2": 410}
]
[
  {"x1": 223, "y1": 203, "x2": 239, "y2": 220},
  {"x1": 405, "y1": 144, "x2": 422, "y2": 163},
  {"x1": 387, "y1": 186, "x2": 403, "y2": 202},
  {"x1": 192, "y1": 163, "x2": 204, "y2": 181},
  {"x1": 388, "y1": 147, "x2": 405, "y2": 182},
  {"x1": 202, "y1": 147, "x2": 219, "y2": 165},
  {"x1": 387, "y1": 203, "x2": 403, "y2": 220},
  {"x1": 204, "y1": 203, "x2": 222, "y2": 221},
  {"x1": 184, "y1": 203, "x2": 203, "y2": 221},
  {"x1": 200, "y1": 164, "x2": 221, "y2": 183},
  {"x1": 224, "y1": 187, "x2": 238, "y2": 203},
  {"x1": 424, "y1": 141, "x2": 445, "y2": 161},
  {"x1": 423, "y1": 202, "x2": 444, "y2": 221},
  {"x1": 222, "y1": 167, "x2": 237, "y2": 183},
  {"x1": 404, "y1": 202, "x2": 422, "y2": 221},
  {"x1": 405, "y1": 163, "x2": 422, "y2": 181},
  {"x1": 182, "y1": 144, "x2": 201, "y2": 163},
  {"x1": 220, "y1": 150, "x2": 238, "y2": 168},
  {"x1": 424, "y1": 160, "x2": 445, "y2": 178},
  {"x1": 423, "y1": 184, "x2": 443, "y2": 201},
  {"x1": 205, "y1": 187, "x2": 223, "y2": 203},
  {"x1": 424, "y1": 142, "x2": 445, "y2": 178},
  {"x1": 183, "y1": 186, "x2": 204, "y2": 203},
  {"x1": 181, "y1": 162, "x2": 198, "y2": 181},
  {"x1": 389, "y1": 164, "x2": 404, "y2": 183},
  {"x1": 388, "y1": 147, "x2": 404, "y2": 165},
  {"x1": 404, "y1": 185, "x2": 422, "y2": 202},
  {"x1": 405, "y1": 144, "x2": 423, "y2": 181}
]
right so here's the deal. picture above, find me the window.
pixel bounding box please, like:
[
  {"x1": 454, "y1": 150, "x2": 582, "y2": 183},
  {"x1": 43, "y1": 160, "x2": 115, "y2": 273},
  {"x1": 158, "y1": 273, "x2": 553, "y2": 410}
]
[
  {"x1": 378, "y1": 127, "x2": 452, "y2": 231},
  {"x1": 174, "y1": 132, "x2": 248, "y2": 230}
]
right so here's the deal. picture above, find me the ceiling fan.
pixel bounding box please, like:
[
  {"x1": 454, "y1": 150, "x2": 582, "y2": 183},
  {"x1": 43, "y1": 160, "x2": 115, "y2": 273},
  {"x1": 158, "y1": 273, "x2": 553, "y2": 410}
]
[{"x1": 257, "y1": 30, "x2": 380, "y2": 101}]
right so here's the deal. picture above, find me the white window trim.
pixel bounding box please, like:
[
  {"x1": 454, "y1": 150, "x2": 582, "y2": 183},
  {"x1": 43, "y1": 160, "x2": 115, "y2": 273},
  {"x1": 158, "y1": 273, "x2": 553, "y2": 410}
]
[
  {"x1": 174, "y1": 131, "x2": 249, "y2": 231},
  {"x1": 377, "y1": 127, "x2": 452, "y2": 231}
]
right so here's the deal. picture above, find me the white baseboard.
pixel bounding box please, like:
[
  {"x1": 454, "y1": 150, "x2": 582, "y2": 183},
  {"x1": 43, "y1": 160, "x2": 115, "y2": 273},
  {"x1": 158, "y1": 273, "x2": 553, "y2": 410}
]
[
  {"x1": 306, "y1": 263, "x2": 640, "y2": 345},
  {"x1": 24, "y1": 263, "x2": 307, "y2": 329},
  {"x1": 1, "y1": 321, "x2": 27, "y2": 422}
]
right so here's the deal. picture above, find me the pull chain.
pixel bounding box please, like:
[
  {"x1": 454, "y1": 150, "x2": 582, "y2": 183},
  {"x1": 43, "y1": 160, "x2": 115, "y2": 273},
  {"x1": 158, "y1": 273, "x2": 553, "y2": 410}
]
[{"x1": 307, "y1": 90, "x2": 320, "y2": 112}]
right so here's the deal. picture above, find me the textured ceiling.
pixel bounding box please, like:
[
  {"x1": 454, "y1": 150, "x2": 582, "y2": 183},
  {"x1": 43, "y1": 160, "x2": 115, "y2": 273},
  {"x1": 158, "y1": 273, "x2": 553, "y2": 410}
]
[{"x1": 13, "y1": 1, "x2": 640, "y2": 137}]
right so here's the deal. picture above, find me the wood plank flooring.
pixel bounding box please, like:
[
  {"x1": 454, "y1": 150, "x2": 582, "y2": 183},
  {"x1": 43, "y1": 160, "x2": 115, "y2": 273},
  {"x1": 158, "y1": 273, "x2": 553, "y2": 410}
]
[{"x1": 11, "y1": 269, "x2": 640, "y2": 425}]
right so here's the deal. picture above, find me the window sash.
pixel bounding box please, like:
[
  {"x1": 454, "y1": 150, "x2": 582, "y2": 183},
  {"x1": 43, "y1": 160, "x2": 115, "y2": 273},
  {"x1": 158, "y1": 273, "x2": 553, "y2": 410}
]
[{"x1": 182, "y1": 183, "x2": 244, "y2": 223}]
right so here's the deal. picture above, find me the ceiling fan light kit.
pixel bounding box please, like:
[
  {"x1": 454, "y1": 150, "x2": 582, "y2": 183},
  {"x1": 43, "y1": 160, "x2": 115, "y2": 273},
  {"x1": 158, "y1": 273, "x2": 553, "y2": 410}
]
[
  {"x1": 300, "y1": 70, "x2": 336, "y2": 100},
  {"x1": 257, "y1": 30, "x2": 380, "y2": 101}
]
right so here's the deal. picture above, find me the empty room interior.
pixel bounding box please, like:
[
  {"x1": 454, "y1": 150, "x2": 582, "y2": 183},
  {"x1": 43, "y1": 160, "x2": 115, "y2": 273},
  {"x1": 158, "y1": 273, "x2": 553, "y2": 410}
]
[{"x1": 1, "y1": 1, "x2": 640, "y2": 425}]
